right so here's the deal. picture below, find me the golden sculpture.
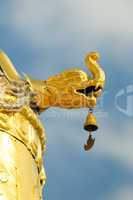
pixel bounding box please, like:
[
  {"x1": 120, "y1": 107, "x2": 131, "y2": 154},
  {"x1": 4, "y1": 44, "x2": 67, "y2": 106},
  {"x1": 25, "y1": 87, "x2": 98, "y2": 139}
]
[{"x1": 0, "y1": 51, "x2": 105, "y2": 199}]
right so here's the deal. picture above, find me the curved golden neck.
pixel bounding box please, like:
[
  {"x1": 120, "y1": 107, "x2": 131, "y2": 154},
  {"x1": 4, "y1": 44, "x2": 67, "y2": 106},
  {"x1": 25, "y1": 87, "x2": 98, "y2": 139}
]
[{"x1": 85, "y1": 52, "x2": 105, "y2": 88}]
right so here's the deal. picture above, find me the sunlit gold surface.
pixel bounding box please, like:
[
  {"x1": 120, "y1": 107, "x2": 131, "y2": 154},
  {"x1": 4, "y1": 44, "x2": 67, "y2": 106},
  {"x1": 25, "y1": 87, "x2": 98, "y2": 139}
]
[
  {"x1": 84, "y1": 112, "x2": 98, "y2": 132},
  {"x1": 0, "y1": 51, "x2": 105, "y2": 199},
  {"x1": 0, "y1": 131, "x2": 44, "y2": 199},
  {"x1": 27, "y1": 52, "x2": 105, "y2": 111}
]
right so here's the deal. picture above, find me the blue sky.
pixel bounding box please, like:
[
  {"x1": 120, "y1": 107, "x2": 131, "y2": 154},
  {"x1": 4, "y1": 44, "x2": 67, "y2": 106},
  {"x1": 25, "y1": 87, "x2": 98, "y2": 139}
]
[{"x1": 0, "y1": 0, "x2": 133, "y2": 199}]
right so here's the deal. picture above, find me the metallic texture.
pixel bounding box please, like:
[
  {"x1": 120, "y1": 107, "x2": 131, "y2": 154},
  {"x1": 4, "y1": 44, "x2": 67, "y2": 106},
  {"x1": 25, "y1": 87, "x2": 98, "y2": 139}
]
[
  {"x1": 0, "y1": 131, "x2": 42, "y2": 199},
  {"x1": 84, "y1": 134, "x2": 95, "y2": 151},
  {"x1": 84, "y1": 111, "x2": 98, "y2": 132},
  {"x1": 0, "y1": 51, "x2": 105, "y2": 199}
]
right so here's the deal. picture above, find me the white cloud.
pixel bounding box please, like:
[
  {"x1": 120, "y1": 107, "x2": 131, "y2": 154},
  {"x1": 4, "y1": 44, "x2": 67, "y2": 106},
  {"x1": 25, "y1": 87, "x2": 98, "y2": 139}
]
[
  {"x1": 8, "y1": 0, "x2": 133, "y2": 49},
  {"x1": 93, "y1": 121, "x2": 133, "y2": 170},
  {"x1": 109, "y1": 186, "x2": 133, "y2": 200}
]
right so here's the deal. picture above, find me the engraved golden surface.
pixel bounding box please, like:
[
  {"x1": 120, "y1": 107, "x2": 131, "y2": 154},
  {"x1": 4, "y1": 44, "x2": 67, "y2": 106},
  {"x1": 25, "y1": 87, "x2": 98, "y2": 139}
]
[{"x1": 0, "y1": 51, "x2": 105, "y2": 199}]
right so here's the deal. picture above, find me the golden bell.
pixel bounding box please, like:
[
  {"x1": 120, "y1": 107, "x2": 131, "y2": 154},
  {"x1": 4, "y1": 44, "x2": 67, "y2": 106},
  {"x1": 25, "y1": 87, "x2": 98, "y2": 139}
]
[{"x1": 84, "y1": 112, "x2": 98, "y2": 132}]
